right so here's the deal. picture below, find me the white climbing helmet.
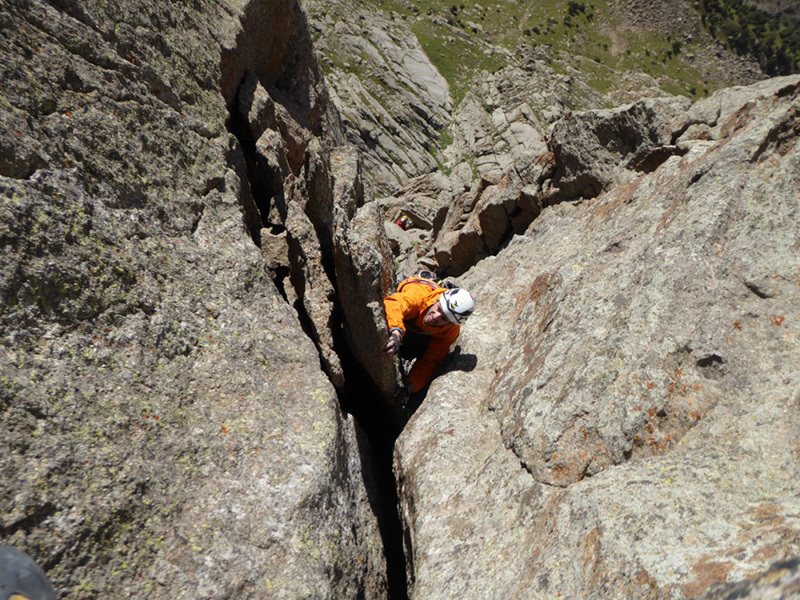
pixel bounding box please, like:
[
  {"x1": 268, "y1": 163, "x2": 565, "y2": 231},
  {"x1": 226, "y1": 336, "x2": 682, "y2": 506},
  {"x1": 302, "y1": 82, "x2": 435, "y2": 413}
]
[{"x1": 439, "y1": 288, "x2": 475, "y2": 324}]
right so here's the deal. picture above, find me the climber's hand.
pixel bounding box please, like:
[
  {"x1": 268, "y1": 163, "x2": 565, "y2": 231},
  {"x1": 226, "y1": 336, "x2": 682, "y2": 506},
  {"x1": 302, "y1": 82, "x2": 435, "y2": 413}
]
[{"x1": 381, "y1": 330, "x2": 402, "y2": 357}]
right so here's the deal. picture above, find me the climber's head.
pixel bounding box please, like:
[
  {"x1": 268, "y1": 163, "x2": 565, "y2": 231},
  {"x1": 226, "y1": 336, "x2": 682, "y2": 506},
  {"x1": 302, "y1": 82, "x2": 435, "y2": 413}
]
[
  {"x1": 438, "y1": 288, "x2": 475, "y2": 325},
  {"x1": 422, "y1": 300, "x2": 451, "y2": 327}
]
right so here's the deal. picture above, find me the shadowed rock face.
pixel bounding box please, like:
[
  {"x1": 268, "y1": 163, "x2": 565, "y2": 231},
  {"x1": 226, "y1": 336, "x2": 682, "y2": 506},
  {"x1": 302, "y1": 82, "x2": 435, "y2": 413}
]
[
  {"x1": 394, "y1": 76, "x2": 800, "y2": 599},
  {"x1": 0, "y1": 0, "x2": 391, "y2": 597}
]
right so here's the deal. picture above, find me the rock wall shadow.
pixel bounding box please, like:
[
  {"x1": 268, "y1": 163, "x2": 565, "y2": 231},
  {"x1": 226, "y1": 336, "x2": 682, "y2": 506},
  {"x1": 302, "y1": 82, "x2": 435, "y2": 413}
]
[
  {"x1": 354, "y1": 419, "x2": 408, "y2": 600},
  {"x1": 403, "y1": 346, "x2": 478, "y2": 418}
]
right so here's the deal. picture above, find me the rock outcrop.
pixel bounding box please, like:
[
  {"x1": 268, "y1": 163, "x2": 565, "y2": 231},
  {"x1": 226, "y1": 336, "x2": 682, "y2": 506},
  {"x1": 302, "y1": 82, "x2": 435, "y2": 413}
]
[
  {"x1": 302, "y1": 0, "x2": 452, "y2": 195},
  {"x1": 303, "y1": 0, "x2": 769, "y2": 199},
  {"x1": 394, "y1": 75, "x2": 800, "y2": 598},
  {"x1": 3, "y1": 0, "x2": 799, "y2": 598},
  {"x1": 1, "y1": 0, "x2": 391, "y2": 597}
]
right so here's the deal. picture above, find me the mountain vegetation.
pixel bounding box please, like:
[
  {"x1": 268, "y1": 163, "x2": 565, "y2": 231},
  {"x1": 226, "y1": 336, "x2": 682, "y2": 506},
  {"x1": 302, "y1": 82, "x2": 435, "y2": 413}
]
[
  {"x1": 699, "y1": 0, "x2": 800, "y2": 74},
  {"x1": 354, "y1": 0, "x2": 790, "y2": 104}
]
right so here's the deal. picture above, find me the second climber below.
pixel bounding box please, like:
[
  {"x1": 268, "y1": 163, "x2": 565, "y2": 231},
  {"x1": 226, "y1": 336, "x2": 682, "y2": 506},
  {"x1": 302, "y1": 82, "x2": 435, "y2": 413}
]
[{"x1": 381, "y1": 274, "x2": 475, "y2": 394}]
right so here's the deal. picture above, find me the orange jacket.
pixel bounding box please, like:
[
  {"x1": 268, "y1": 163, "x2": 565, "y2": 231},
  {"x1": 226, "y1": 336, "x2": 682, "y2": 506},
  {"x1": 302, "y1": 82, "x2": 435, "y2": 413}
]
[{"x1": 383, "y1": 278, "x2": 460, "y2": 391}]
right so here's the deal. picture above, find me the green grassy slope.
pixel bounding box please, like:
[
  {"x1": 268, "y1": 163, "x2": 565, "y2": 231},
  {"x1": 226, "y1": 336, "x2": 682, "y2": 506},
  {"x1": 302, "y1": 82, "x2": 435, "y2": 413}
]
[
  {"x1": 361, "y1": 0, "x2": 790, "y2": 105},
  {"x1": 700, "y1": 0, "x2": 800, "y2": 75}
]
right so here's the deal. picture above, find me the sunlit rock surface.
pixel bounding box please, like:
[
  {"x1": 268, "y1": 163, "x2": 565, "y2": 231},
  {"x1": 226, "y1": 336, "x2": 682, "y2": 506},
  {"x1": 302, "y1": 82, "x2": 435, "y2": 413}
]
[
  {"x1": 0, "y1": 0, "x2": 387, "y2": 597},
  {"x1": 3, "y1": 0, "x2": 798, "y2": 597},
  {"x1": 395, "y1": 76, "x2": 800, "y2": 599}
]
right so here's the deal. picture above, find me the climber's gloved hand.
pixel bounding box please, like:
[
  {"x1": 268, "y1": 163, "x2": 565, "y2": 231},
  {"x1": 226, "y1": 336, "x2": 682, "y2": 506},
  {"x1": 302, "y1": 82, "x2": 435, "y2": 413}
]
[{"x1": 381, "y1": 328, "x2": 403, "y2": 357}]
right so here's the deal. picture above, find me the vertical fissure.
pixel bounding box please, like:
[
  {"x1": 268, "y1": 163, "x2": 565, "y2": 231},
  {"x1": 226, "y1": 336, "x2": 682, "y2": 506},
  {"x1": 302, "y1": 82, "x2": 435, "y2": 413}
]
[
  {"x1": 332, "y1": 305, "x2": 410, "y2": 600},
  {"x1": 228, "y1": 86, "x2": 285, "y2": 248},
  {"x1": 227, "y1": 91, "x2": 410, "y2": 600}
]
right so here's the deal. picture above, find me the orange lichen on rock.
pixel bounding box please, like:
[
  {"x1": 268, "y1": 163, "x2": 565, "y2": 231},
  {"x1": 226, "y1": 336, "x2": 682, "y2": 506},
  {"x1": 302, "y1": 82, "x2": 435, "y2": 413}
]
[{"x1": 683, "y1": 556, "x2": 734, "y2": 597}]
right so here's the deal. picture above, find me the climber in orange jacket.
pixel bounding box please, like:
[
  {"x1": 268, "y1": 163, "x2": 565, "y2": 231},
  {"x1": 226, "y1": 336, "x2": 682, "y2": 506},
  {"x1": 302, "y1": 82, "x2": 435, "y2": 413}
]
[{"x1": 382, "y1": 276, "x2": 475, "y2": 393}]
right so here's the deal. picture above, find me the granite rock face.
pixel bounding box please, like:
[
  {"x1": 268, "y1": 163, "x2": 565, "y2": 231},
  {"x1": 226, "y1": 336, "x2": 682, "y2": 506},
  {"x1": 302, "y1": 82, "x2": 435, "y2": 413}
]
[
  {"x1": 4, "y1": 0, "x2": 800, "y2": 598},
  {"x1": 549, "y1": 95, "x2": 694, "y2": 199},
  {"x1": 376, "y1": 45, "x2": 604, "y2": 279},
  {"x1": 303, "y1": 0, "x2": 452, "y2": 195},
  {"x1": 328, "y1": 149, "x2": 403, "y2": 400},
  {"x1": 394, "y1": 76, "x2": 800, "y2": 598},
  {"x1": 0, "y1": 0, "x2": 389, "y2": 598}
]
